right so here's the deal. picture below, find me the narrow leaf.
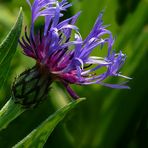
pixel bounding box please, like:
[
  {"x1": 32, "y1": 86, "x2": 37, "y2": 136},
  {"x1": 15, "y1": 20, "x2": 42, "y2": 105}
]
[
  {"x1": 0, "y1": 98, "x2": 25, "y2": 131},
  {"x1": 0, "y1": 8, "x2": 23, "y2": 89},
  {"x1": 13, "y1": 98, "x2": 85, "y2": 148}
]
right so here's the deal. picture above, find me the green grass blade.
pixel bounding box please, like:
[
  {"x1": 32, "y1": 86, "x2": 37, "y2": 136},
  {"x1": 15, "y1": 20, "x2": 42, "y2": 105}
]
[
  {"x1": 0, "y1": 98, "x2": 25, "y2": 131},
  {"x1": 13, "y1": 98, "x2": 85, "y2": 148},
  {"x1": 0, "y1": 8, "x2": 23, "y2": 89}
]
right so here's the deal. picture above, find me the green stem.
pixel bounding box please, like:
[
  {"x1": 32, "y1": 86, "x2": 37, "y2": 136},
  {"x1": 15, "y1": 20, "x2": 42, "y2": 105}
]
[{"x1": 0, "y1": 98, "x2": 25, "y2": 131}]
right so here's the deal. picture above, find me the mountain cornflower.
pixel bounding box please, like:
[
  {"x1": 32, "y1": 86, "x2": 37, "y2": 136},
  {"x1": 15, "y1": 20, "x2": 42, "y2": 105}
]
[{"x1": 12, "y1": 0, "x2": 130, "y2": 108}]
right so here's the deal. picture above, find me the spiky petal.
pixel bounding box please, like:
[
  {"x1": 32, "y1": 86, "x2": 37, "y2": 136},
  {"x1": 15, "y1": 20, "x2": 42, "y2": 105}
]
[{"x1": 19, "y1": 0, "x2": 130, "y2": 99}]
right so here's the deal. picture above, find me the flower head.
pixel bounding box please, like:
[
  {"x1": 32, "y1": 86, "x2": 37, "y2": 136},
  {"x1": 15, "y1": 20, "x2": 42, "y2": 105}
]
[{"x1": 19, "y1": 0, "x2": 130, "y2": 100}]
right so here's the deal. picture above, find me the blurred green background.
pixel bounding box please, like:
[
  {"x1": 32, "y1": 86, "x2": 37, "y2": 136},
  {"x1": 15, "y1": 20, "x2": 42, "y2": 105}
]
[{"x1": 0, "y1": 0, "x2": 148, "y2": 147}]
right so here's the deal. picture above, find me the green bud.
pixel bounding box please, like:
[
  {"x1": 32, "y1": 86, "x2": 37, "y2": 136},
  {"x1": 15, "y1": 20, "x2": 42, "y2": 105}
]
[{"x1": 12, "y1": 65, "x2": 52, "y2": 108}]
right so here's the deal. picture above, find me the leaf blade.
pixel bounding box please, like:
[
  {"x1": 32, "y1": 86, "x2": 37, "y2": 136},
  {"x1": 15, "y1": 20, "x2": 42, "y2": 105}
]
[
  {"x1": 13, "y1": 98, "x2": 85, "y2": 148},
  {"x1": 0, "y1": 8, "x2": 23, "y2": 89},
  {"x1": 0, "y1": 98, "x2": 25, "y2": 131}
]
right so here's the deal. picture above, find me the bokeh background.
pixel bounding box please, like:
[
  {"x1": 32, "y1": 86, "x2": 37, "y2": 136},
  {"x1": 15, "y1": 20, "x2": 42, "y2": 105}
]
[{"x1": 0, "y1": 0, "x2": 148, "y2": 147}]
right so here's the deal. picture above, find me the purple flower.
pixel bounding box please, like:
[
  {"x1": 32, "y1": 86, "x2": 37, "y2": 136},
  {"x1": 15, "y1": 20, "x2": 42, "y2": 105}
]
[{"x1": 19, "y1": 0, "x2": 131, "y2": 99}]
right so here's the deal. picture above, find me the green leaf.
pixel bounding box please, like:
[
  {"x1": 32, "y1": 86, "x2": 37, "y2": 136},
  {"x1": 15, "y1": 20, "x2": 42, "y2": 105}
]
[
  {"x1": 13, "y1": 98, "x2": 85, "y2": 148},
  {"x1": 0, "y1": 98, "x2": 25, "y2": 131},
  {"x1": 0, "y1": 8, "x2": 23, "y2": 89}
]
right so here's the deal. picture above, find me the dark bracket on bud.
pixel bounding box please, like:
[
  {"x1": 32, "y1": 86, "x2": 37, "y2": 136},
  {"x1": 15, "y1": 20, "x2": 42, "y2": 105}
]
[{"x1": 12, "y1": 66, "x2": 52, "y2": 108}]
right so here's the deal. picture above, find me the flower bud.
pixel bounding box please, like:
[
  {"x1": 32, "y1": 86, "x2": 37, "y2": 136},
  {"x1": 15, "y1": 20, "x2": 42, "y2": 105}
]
[{"x1": 11, "y1": 65, "x2": 52, "y2": 108}]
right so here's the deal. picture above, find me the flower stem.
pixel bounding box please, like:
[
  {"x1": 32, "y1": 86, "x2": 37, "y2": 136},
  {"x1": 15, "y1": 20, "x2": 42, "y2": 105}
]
[{"x1": 0, "y1": 98, "x2": 25, "y2": 131}]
